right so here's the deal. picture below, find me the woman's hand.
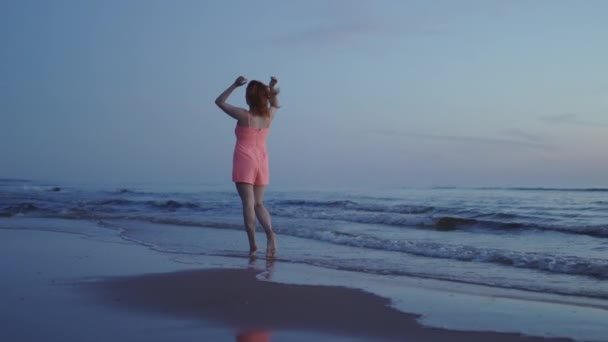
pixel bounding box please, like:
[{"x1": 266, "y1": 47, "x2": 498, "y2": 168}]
[
  {"x1": 268, "y1": 76, "x2": 280, "y2": 108},
  {"x1": 269, "y1": 76, "x2": 278, "y2": 88},
  {"x1": 268, "y1": 76, "x2": 280, "y2": 97},
  {"x1": 234, "y1": 76, "x2": 248, "y2": 87}
]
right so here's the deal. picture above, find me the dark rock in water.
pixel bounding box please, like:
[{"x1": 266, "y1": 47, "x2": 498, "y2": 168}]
[
  {"x1": 434, "y1": 217, "x2": 477, "y2": 231},
  {"x1": 50, "y1": 187, "x2": 61, "y2": 192},
  {"x1": 0, "y1": 212, "x2": 12, "y2": 218},
  {"x1": 116, "y1": 188, "x2": 132, "y2": 194}
]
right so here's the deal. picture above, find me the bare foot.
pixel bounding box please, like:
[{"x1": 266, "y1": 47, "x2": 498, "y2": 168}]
[
  {"x1": 249, "y1": 245, "x2": 258, "y2": 257},
  {"x1": 266, "y1": 233, "x2": 277, "y2": 258}
]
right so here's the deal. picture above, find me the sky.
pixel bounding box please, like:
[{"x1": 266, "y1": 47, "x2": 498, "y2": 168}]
[{"x1": 1, "y1": 0, "x2": 607, "y2": 188}]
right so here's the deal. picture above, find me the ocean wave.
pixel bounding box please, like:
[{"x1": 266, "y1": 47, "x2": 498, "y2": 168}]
[
  {"x1": 5, "y1": 194, "x2": 607, "y2": 239},
  {"x1": 145, "y1": 200, "x2": 201, "y2": 210},
  {"x1": 115, "y1": 188, "x2": 134, "y2": 194},
  {"x1": 58, "y1": 207, "x2": 98, "y2": 219},
  {"x1": 74, "y1": 213, "x2": 608, "y2": 279},
  {"x1": 273, "y1": 199, "x2": 434, "y2": 215},
  {"x1": 88, "y1": 198, "x2": 203, "y2": 211},
  {"x1": 362, "y1": 204, "x2": 435, "y2": 215},
  {"x1": 271, "y1": 207, "x2": 608, "y2": 238},
  {"x1": 431, "y1": 216, "x2": 531, "y2": 231},
  {"x1": 482, "y1": 187, "x2": 608, "y2": 192},
  {"x1": 279, "y1": 228, "x2": 608, "y2": 279},
  {"x1": 5, "y1": 209, "x2": 607, "y2": 280},
  {"x1": 301, "y1": 261, "x2": 608, "y2": 300},
  {"x1": 433, "y1": 217, "x2": 479, "y2": 231},
  {"x1": 430, "y1": 216, "x2": 608, "y2": 238},
  {"x1": 471, "y1": 212, "x2": 520, "y2": 220},
  {"x1": 275, "y1": 199, "x2": 358, "y2": 208},
  {"x1": 2, "y1": 202, "x2": 41, "y2": 214},
  {"x1": 91, "y1": 199, "x2": 138, "y2": 206},
  {"x1": 105, "y1": 215, "x2": 608, "y2": 279}
]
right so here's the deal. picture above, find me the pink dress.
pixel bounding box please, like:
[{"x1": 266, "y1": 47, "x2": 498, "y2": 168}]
[{"x1": 232, "y1": 112, "x2": 271, "y2": 186}]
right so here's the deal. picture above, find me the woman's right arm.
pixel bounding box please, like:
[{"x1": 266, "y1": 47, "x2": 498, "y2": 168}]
[{"x1": 215, "y1": 76, "x2": 248, "y2": 120}]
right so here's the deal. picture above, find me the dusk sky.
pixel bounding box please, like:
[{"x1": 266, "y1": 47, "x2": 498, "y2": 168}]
[{"x1": 2, "y1": 0, "x2": 607, "y2": 188}]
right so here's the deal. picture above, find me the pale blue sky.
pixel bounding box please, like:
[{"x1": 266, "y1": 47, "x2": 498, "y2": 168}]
[{"x1": 1, "y1": 0, "x2": 607, "y2": 188}]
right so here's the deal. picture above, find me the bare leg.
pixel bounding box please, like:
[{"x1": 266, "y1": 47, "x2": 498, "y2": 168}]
[
  {"x1": 254, "y1": 185, "x2": 276, "y2": 258},
  {"x1": 236, "y1": 183, "x2": 257, "y2": 256}
]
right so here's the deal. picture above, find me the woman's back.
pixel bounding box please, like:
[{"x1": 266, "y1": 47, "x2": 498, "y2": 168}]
[
  {"x1": 234, "y1": 111, "x2": 272, "y2": 146},
  {"x1": 236, "y1": 111, "x2": 273, "y2": 129}
]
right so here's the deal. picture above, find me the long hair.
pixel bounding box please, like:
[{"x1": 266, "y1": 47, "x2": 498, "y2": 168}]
[{"x1": 245, "y1": 80, "x2": 270, "y2": 117}]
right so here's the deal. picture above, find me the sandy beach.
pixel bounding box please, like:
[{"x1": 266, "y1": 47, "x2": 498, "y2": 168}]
[
  {"x1": 2, "y1": 217, "x2": 600, "y2": 341},
  {"x1": 1, "y1": 226, "x2": 357, "y2": 342}
]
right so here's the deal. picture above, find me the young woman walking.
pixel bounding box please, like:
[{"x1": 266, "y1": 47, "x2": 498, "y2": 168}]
[{"x1": 215, "y1": 76, "x2": 280, "y2": 258}]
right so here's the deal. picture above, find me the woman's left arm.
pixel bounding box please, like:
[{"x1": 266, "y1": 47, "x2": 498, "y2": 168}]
[
  {"x1": 215, "y1": 76, "x2": 248, "y2": 120},
  {"x1": 269, "y1": 76, "x2": 280, "y2": 109}
]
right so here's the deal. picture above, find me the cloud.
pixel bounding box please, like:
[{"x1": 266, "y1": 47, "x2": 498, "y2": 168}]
[
  {"x1": 502, "y1": 128, "x2": 543, "y2": 143},
  {"x1": 540, "y1": 114, "x2": 608, "y2": 128},
  {"x1": 271, "y1": 22, "x2": 383, "y2": 47},
  {"x1": 373, "y1": 129, "x2": 552, "y2": 151}
]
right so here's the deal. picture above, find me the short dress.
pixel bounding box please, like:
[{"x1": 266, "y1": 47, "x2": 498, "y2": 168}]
[{"x1": 232, "y1": 112, "x2": 271, "y2": 186}]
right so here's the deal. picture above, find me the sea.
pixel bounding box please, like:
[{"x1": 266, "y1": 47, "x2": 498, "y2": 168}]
[
  {"x1": 1, "y1": 178, "x2": 608, "y2": 339},
  {"x1": 2, "y1": 178, "x2": 607, "y2": 298}
]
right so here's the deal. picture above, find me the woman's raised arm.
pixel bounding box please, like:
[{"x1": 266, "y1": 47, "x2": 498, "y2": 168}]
[
  {"x1": 215, "y1": 76, "x2": 248, "y2": 120},
  {"x1": 269, "y1": 76, "x2": 280, "y2": 109}
]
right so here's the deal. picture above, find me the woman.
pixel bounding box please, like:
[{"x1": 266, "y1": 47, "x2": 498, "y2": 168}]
[{"x1": 215, "y1": 76, "x2": 280, "y2": 258}]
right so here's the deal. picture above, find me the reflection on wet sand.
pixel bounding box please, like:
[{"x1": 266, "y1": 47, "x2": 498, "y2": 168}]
[
  {"x1": 236, "y1": 330, "x2": 271, "y2": 342},
  {"x1": 248, "y1": 256, "x2": 275, "y2": 280},
  {"x1": 237, "y1": 257, "x2": 275, "y2": 341}
]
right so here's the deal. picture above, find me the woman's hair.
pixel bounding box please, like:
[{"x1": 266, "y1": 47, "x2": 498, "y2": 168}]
[{"x1": 246, "y1": 80, "x2": 270, "y2": 117}]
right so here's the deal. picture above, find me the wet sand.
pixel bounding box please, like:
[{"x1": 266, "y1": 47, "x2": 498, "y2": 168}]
[{"x1": 82, "y1": 266, "x2": 574, "y2": 342}]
